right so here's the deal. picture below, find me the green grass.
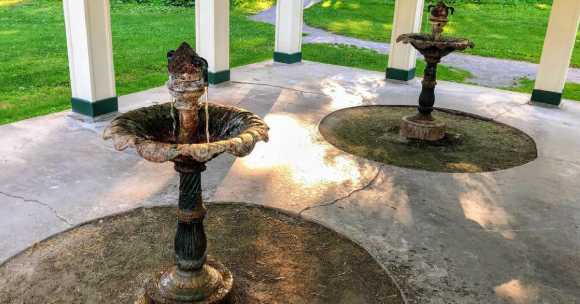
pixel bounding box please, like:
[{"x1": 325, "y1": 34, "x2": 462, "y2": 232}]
[
  {"x1": 303, "y1": 44, "x2": 471, "y2": 83},
  {"x1": 232, "y1": 0, "x2": 275, "y2": 14},
  {"x1": 0, "y1": 0, "x2": 274, "y2": 125},
  {"x1": 506, "y1": 78, "x2": 580, "y2": 101},
  {"x1": 304, "y1": 0, "x2": 580, "y2": 67}
]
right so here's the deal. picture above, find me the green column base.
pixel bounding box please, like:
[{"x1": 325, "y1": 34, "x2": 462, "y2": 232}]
[
  {"x1": 71, "y1": 97, "x2": 118, "y2": 117},
  {"x1": 531, "y1": 89, "x2": 562, "y2": 106},
  {"x1": 274, "y1": 52, "x2": 302, "y2": 64},
  {"x1": 208, "y1": 70, "x2": 230, "y2": 85},
  {"x1": 386, "y1": 68, "x2": 416, "y2": 82}
]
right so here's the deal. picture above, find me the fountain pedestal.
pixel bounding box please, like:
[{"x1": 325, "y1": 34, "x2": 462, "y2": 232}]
[
  {"x1": 400, "y1": 114, "x2": 446, "y2": 141},
  {"x1": 400, "y1": 55, "x2": 446, "y2": 141},
  {"x1": 143, "y1": 162, "x2": 233, "y2": 304}
]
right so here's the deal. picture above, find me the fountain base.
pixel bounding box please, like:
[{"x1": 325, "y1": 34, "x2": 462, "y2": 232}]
[
  {"x1": 139, "y1": 258, "x2": 233, "y2": 304},
  {"x1": 400, "y1": 115, "x2": 446, "y2": 141}
]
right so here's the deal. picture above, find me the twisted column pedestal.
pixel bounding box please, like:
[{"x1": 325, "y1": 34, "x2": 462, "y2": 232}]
[
  {"x1": 400, "y1": 57, "x2": 446, "y2": 141},
  {"x1": 142, "y1": 162, "x2": 233, "y2": 304}
]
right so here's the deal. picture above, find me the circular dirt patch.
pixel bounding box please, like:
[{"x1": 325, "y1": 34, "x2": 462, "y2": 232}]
[
  {"x1": 319, "y1": 106, "x2": 537, "y2": 173},
  {"x1": 0, "y1": 204, "x2": 403, "y2": 304}
]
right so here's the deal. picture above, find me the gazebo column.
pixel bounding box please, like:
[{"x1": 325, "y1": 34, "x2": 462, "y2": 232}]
[
  {"x1": 387, "y1": 0, "x2": 424, "y2": 82},
  {"x1": 532, "y1": 0, "x2": 580, "y2": 106},
  {"x1": 63, "y1": 0, "x2": 117, "y2": 117},
  {"x1": 196, "y1": 0, "x2": 230, "y2": 84},
  {"x1": 274, "y1": 0, "x2": 304, "y2": 64}
]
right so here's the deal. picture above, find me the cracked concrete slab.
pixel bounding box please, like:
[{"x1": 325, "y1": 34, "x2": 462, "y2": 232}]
[
  {"x1": 0, "y1": 193, "x2": 71, "y2": 260},
  {"x1": 1, "y1": 61, "x2": 580, "y2": 303}
]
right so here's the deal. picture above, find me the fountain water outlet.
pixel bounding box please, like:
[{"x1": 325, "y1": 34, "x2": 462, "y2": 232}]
[
  {"x1": 397, "y1": 1, "x2": 474, "y2": 141},
  {"x1": 104, "y1": 42, "x2": 269, "y2": 303}
]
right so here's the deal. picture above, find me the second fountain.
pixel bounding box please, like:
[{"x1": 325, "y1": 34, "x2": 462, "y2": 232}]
[{"x1": 397, "y1": 1, "x2": 474, "y2": 141}]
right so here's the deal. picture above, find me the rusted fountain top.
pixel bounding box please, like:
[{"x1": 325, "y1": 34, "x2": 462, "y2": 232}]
[
  {"x1": 167, "y1": 42, "x2": 207, "y2": 114},
  {"x1": 397, "y1": 1, "x2": 473, "y2": 61}
]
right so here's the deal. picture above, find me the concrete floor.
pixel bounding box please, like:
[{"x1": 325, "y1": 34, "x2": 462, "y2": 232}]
[{"x1": 1, "y1": 61, "x2": 579, "y2": 303}]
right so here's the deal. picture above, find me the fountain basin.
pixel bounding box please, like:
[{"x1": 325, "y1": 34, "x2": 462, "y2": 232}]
[
  {"x1": 104, "y1": 102, "x2": 269, "y2": 163},
  {"x1": 397, "y1": 33, "x2": 474, "y2": 60}
]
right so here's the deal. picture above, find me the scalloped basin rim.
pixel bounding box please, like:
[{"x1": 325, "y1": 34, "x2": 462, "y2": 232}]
[
  {"x1": 397, "y1": 33, "x2": 474, "y2": 49},
  {"x1": 103, "y1": 103, "x2": 269, "y2": 163}
]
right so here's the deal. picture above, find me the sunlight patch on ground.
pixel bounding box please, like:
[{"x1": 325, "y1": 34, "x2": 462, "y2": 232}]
[
  {"x1": 320, "y1": 76, "x2": 382, "y2": 110},
  {"x1": 459, "y1": 191, "x2": 514, "y2": 239},
  {"x1": 0, "y1": 30, "x2": 18, "y2": 36},
  {"x1": 0, "y1": 0, "x2": 23, "y2": 7},
  {"x1": 234, "y1": 0, "x2": 275, "y2": 14},
  {"x1": 239, "y1": 113, "x2": 362, "y2": 188},
  {"x1": 337, "y1": 20, "x2": 374, "y2": 34},
  {"x1": 495, "y1": 279, "x2": 539, "y2": 304},
  {"x1": 321, "y1": 0, "x2": 343, "y2": 9},
  {"x1": 320, "y1": 79, "x2": 364, "y2": 110},
  {"x1": 453, "y1": 174, "x2": 516, "y2": 239},
  {"x1": 0, "y1": 102, "x2": 13, "y2": 110}
]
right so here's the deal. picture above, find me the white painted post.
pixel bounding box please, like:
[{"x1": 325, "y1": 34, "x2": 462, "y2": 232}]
[
  {"x1": 196, "y1": 0, "x2": 230, "y2": 84},
  {"x1": 274, "y1": 0, "x2": 304, "y2": 64},
  {"x1": 63, "y1": 0, "x2": 117, "y2": 117},
  {"x1": 532, "y1": 0, "x2": 580, "y2": 106},
  {"x1": 387, "y1": 0, "x2": 424, "y2": 82}
]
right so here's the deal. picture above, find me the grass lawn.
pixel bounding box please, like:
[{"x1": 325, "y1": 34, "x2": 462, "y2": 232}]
[
  {"x1": 0, "y1": 0, "x2": 470, "y2": 125},
  {"x1": 0, "y1": 0, "x2": 275, "y2": 125},
  {"x1": 304, "y1": 0, "x2": 580, "y2": 67},
  {"x1": 507, "y1": 78, "x2": 580, "y2": 101}
]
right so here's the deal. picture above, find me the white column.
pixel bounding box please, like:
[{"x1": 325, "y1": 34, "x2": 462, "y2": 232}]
[
  {"x1": 63, "y1": 0, "x2": 117, "y2": 117},
  {"x1": 196, "y1": 0, "x2": 230, "y2": 84},
  {"x1": 532, "y1": 0, "x2": 580, "y2": 106},
  {"x1": 387, "y1": 0, "x2": 424, "y2": 81},
  {"x1": 274, "y1": 0, "x2": 304, "y2": 64}
]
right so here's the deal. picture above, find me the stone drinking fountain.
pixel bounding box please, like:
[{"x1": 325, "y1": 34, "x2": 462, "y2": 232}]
[
  {"x1": 397, "y1": 1, "x2": 474, "y2": 141},
  {"x1": 104, "y1": 42, "x2": 269, "y2": 303}
]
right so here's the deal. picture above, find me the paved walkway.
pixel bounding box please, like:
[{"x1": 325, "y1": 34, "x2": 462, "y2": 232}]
[
  {"x1": 251, "y1": 1, "x2": 580, "y2": 87},
  {"x1": 1, "y1": 61, "x2": 579, "y2": 303}
]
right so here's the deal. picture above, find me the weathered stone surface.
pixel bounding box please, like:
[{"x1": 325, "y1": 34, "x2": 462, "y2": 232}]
[
  {"x1": 399, "y1": 115, "x2": 446, "y2": 141},
  {"x1": 103, "y1": 103, "x2": 269, "y2": 163}
]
